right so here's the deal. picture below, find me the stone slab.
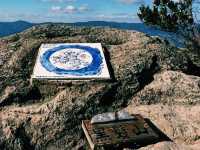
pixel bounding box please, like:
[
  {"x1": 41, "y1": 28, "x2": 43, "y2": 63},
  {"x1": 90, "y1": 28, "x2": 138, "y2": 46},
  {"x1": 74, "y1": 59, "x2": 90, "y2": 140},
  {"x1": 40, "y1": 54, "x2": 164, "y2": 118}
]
[{"x1": 31, "y1": 43, "x2": 111, "y2": 81}]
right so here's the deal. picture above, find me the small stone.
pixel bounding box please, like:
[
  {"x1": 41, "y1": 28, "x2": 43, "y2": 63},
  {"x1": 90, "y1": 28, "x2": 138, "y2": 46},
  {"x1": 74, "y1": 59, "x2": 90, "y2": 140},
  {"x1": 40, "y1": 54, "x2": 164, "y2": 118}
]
[
  {"x1": 91, "y1": 111, "x2": 135, "y2": 124},
  {"x1": 117, "y1": 110, "x2": 135, "y2": 120},
  {"x1": 91, "y1": 112, "x2": 115, "y2": 124}
]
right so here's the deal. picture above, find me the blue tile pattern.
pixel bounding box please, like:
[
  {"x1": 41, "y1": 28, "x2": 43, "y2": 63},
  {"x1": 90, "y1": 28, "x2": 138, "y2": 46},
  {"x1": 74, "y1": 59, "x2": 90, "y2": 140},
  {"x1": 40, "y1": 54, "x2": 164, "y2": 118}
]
[{"x1": 40, "y1": 45, "x2": 103, "y2": 76}]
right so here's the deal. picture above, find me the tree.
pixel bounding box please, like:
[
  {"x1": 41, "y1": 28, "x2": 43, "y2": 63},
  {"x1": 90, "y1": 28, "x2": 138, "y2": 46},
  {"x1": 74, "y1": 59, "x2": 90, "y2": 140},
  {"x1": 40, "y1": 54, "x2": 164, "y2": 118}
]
[
  {"x1": 138, "y1": 0, "x2": 193, "y2": 31},
  {"x1": 138, "y1": 0, "x2": 200, "y2": 49}
]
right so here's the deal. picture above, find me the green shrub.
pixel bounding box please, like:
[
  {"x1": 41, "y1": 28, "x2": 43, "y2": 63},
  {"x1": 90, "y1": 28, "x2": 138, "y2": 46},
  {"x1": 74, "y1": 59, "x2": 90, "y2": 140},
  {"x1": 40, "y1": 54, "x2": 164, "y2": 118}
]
[
  {"x1": 138, "y1": 0, "x2": 193, "y2": 31},
  {"x1": 9, "y1": 34, "x2": 20, "y2": 42}
]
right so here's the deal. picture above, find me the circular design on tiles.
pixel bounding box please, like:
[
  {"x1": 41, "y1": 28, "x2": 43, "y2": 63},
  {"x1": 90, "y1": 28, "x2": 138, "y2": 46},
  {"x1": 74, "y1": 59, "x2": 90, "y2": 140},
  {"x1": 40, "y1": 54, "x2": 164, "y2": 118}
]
[
  {"x1": 49, "y1": 48, "x2": 93, "y2": 70},
  {"x1": 40, "y1": 45, "x2": 103, "y2": 76}
]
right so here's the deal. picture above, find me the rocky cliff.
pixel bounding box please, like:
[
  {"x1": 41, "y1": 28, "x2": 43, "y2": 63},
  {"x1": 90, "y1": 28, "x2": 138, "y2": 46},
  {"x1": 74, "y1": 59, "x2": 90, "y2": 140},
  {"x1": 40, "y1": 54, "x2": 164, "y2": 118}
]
[{"x1": 0, "y1": 24, "x2": 199, "y2": 150}]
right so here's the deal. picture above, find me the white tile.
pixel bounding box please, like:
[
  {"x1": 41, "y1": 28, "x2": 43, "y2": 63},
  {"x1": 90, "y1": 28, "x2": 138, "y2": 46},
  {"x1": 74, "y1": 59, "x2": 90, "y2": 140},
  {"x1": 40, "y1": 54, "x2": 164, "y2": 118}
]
[{"x1": 31, "y1": 43, "x2": 110, "y2": 80}]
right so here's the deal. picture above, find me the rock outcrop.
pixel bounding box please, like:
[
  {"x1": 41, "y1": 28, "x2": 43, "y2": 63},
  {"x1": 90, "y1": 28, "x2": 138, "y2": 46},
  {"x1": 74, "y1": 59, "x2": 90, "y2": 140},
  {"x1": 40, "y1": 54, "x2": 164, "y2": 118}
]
[
  {"x1": 127, "y1": 71, "x2": 200, "y2": 150},
  {"x1": 0, "y1": 24, "x2": 199, "y2": 149}
]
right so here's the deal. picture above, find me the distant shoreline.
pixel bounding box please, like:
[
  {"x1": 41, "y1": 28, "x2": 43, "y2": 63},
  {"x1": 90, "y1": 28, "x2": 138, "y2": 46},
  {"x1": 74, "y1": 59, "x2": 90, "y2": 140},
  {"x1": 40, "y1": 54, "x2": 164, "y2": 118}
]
[{"x1": 0, "y1": 20, "x2": 191, "y2": 48}]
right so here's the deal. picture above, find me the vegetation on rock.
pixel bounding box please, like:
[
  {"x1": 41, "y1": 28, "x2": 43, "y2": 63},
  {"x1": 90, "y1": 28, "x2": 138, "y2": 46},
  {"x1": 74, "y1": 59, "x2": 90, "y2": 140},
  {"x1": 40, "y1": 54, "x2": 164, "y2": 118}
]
[
  {"x1": 138, "y1": 0, "x2": 200, "y2": 50},
  {"x1": 138, "y1": 0, "x2": 193, "y2": 31},
  {"x1": 0, "y1": 25, "x2": 200, "y2": 149}
]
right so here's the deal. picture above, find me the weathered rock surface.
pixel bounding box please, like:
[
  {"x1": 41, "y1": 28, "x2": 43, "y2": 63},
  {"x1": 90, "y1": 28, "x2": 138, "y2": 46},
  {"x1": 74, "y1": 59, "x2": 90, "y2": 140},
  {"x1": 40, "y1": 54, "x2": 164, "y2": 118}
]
[
  {"x1": 130, "y1": 71, "x2": 200, "y2": 105},
  {"x1": 0, "y1": 24, "x2": 199, "y2": 149},
  {"x1": 126, "y1": 71, "x2": 200, "y2": 150}
]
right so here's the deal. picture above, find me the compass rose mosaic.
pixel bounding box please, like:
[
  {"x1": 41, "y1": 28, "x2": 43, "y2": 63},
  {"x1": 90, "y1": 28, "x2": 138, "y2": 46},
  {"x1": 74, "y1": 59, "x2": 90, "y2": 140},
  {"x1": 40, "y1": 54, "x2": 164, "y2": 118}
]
[{"x1": 31, "y1": 43, "x2": 110, "y2": 80}]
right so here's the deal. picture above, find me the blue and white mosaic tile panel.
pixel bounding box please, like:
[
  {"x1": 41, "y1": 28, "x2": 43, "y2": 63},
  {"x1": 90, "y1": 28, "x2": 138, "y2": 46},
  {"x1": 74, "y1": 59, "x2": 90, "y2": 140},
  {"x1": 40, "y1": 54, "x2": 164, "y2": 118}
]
[{"x1": 31, "y1": 43, "x2": 110, "y2": 80}]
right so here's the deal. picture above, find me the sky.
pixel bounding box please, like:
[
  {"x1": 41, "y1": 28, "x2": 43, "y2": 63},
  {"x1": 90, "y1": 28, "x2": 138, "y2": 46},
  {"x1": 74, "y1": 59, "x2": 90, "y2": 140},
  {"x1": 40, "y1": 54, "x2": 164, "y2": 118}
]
[
  {"x1": 0, "y1": 0, "x2": 151, "y2": 23},
  {"x1": 0, "y1": 0, "x2": 199, "y2": 23}
]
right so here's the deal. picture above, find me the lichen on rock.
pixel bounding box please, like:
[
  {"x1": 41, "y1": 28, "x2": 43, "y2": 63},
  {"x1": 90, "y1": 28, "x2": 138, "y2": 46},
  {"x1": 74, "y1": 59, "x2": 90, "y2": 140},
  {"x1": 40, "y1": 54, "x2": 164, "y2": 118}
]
[{"x1": 0, "y1": 24, "x2": 199, "y2": 150}]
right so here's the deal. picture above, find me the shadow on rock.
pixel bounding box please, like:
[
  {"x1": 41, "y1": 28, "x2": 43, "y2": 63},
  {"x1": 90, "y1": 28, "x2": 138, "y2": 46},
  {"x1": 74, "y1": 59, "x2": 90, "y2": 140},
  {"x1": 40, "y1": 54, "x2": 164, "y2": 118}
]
[
  {"x1": 0, "y1": 86, "x2": 42, "y2": 107},
  {"x1": 103, "y1": 46, "x2": 116, "y2": 81},
  {"x1": 137, "y1": 55, "x2": 160, "y2": 90},
  {"x1": 184, "y1": 57, "x2": 200, "y2": 77}
]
